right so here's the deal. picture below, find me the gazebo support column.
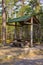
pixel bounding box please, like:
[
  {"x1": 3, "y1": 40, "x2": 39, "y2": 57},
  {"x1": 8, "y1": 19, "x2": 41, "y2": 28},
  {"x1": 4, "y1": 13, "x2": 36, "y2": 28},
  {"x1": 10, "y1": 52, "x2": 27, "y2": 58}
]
[
  {"x1": 38, "y1": 24, "x2": 41, "y2": 44},
  {"x1": 19, "y1": 27, "x2": 22, "y2": 40},
  {"x1": 14, "y1": 22, "x2": 17, "y2": 40},
  {"x1": 37, "y1": 24, "x2": 41, "y2": 45},
  {"x1": 40, "y1": 24, "x2": 41, "y2": 44},
  {"x1": 30, "y1": 17, "x2": 33, "y2": 47}
]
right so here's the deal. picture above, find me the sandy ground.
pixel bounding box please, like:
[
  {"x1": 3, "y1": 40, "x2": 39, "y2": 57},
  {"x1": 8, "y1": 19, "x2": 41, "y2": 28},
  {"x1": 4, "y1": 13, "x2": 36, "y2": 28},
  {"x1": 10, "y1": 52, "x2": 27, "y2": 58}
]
[
  {"x1": 0, "y1": 58, "x2": 43, "y2": 65},
  {"x1": 0, "y1": 45, "x2": 43, "y2": 65}
]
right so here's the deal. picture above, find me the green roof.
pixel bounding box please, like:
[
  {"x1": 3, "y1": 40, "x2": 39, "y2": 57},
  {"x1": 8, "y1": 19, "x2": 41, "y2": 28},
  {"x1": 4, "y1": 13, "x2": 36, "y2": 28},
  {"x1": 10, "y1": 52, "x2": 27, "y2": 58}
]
[
  {"x1": 8, "y1": 15, "x2": 31, "y2": 23},
  {"x1": 8, "y1": 12, "x2": 42, "y2": 23}
]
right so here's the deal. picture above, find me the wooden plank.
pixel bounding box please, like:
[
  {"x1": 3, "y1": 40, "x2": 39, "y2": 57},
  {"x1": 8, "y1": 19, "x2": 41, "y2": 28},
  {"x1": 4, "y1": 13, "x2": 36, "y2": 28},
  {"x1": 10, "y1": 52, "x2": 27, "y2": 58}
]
[{"x1": 7, "y1": 23, "x2": 39, "y2": 26}]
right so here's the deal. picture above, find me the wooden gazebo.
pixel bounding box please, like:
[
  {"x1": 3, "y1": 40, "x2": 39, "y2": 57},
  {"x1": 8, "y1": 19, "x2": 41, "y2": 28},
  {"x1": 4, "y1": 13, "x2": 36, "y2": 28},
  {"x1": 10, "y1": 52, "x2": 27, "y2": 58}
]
[{"x1": 7, "y1": 15, "x2": 40, "y2": 47}]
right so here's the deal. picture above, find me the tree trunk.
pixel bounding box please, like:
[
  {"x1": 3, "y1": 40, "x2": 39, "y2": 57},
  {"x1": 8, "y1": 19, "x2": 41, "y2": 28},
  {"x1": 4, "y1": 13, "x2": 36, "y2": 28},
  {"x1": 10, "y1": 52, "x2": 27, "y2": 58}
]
[
  {"x1": 2, "y1": 0, "x2": 6, "y2": 45},
  {"x1": 21, "y1": 0, "x2": 24, "y2": 16}
]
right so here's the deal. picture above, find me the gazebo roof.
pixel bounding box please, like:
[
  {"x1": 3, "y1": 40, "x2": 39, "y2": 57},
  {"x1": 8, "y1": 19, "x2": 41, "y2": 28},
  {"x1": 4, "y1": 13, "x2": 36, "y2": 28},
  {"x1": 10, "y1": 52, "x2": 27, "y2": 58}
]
[
  {"x1": 8, "y1": 14, "x2": 40, "y2": 24},
  {"x1": 8, "y1": 15, "x2": 31, "y2": 23}
]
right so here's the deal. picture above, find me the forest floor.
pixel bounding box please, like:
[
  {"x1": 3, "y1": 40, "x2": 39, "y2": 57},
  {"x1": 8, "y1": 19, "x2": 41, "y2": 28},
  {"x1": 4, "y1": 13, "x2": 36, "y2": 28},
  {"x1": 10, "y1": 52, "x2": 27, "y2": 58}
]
[{"x1": 0, "y1": 45, "x2": 43, "y2": 65}]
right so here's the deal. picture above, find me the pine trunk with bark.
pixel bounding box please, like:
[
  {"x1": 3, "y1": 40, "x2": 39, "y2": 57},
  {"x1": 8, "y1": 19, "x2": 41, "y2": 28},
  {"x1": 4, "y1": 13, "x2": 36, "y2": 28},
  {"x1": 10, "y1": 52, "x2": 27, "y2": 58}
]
[{"x1": 2, "y1": 0, "x2": 6, "y2": 45}]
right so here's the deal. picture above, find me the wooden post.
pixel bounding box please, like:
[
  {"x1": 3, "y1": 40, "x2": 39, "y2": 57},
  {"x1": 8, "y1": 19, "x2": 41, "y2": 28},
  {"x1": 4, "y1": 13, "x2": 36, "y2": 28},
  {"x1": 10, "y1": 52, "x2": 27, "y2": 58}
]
[
  {"x1": 2, "y1": 0, "x2": 6, "y2": 45},
  {"x1": 14, "y1": 22, "x2": 17, "y2": 40},
  {"x1": 31, "y1": 17, "x2": 33, "y2": 47},
  {"x1": 19, "y1": 27, "x2": 22, "y2": 40},
  {"x1": 39, "y1": 24, "x2": 41, "y2": 44},
  {"x1": 37, "y1": 24, "x2": 41, "y2": 45}
]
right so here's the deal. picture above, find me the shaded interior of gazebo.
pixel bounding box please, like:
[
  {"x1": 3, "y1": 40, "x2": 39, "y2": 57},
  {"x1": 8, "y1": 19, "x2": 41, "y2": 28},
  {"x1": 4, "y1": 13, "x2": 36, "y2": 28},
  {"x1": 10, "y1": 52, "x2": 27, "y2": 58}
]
[{"x1": 7, "y1": 15, "x2": 40, "y2": 47}]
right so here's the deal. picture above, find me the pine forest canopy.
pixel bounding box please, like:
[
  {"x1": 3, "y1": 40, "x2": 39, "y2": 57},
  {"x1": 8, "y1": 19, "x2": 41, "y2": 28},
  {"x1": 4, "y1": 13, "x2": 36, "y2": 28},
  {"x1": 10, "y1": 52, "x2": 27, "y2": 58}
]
[{"x1": 0, "y1": 0, "x2": 42, "y2": 15}]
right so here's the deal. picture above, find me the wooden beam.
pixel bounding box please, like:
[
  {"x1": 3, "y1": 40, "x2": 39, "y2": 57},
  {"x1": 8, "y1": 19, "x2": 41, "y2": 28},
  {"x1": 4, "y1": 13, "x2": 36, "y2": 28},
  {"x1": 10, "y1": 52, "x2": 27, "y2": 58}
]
[
  {"x1": 7, "y1": 22, "x2": 39, "y2": 26},
  {"x1": 34, "y1": 17, "x2": 40, "y2": 24}
]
